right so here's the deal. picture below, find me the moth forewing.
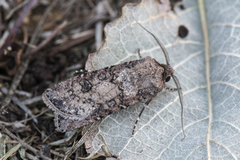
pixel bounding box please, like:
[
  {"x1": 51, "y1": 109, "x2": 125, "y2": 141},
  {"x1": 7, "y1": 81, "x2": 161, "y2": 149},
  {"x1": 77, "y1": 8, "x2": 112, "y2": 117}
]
[{"x1": 42, "y1": 57, "x2": 166, "y2": 132}]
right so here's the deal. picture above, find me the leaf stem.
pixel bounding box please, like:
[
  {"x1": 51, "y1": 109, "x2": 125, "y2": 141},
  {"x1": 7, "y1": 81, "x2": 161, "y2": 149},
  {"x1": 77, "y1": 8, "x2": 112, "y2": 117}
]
[{"x1": 198, "y1": 0, "x2": 212, "y2": 159}]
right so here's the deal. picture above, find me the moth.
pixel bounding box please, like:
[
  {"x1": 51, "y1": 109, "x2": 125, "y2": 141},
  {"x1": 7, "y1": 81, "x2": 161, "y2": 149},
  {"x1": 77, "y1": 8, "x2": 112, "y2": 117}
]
[{"x1": 42, "y1": 20, "x2": 185, "y2": 139}]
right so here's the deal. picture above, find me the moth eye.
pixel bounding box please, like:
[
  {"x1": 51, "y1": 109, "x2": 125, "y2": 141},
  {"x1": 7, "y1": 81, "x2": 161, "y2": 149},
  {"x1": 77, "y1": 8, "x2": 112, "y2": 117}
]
[{"x1": 165, "y1": 76, "x2": 171, "y2": 82}]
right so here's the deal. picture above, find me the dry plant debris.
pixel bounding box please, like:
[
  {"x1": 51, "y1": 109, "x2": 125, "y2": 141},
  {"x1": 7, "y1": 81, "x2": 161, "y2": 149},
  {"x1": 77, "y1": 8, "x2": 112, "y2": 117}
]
[{"x1": 0, "y1": 0, "x2": 141, "y2": 159}]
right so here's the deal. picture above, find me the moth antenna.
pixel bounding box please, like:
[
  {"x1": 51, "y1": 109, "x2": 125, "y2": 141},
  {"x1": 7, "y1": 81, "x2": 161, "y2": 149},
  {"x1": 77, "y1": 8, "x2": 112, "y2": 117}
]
[
  {"x1": 133, "y1": 17, "x2": 170, "y2": 65},
  {"x1": 171, "y1": 75, "x2": 185, "y2": 140}
]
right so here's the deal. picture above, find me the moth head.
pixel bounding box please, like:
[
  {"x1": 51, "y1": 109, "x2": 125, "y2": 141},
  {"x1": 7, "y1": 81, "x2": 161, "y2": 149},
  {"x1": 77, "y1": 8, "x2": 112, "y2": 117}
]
[{"x1": 161, "y1": 64, "x2": 175, "y2": 83}]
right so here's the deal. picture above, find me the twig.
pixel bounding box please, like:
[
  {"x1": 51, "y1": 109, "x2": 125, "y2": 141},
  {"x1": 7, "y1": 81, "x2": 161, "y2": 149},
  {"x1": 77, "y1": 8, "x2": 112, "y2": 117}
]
[
  {"x1": 25, "y1": 152, "x2": 40, "y2": 160},
  {"x1": 14, "y1": 90, "x2": 32, "y2": 98},
  {"x1": 95, "y1": 1, "x2": 106, "y2": 49},
  {"x1": 15, "y1": 26, "x2": 29, "y2": 67},
  {"x1": 64, "y1": 63, "x2": 83, "y2": 72},
  {"x1": 0, "y1": 21, "x2": 13, "y2": 49},
  {"x1": 103, "y1": 0, "x2": 117, "y2": 18},
  {"x1": 61, "y1": 0, "x2": 76, "y2": 18},
  {"x1": 86, "y1": 0, "x2": 95, "y2": 8},
  {"x1": 84, "y1": 15, "x2": 109, "y2": 29},
  {"x1": 0, "y1": 0, "x2": 10, "y2": 10},
  {"x1": 21, "y1": 96, "x2": 42, "y2": 105},
  {"x1": 0, "y1": 124, "x2": 52, "y2": 160},
  {"x1": 6, "y1": 0, "x2": 30, "y2": 20},
  {"x1": 64, "y1": 140, "x2": 76, "y2": 160},
  {"x1": 50, "y1": 29, "x2": 95, "y2": 55},
  {"x1": 49, "y1": 129, "x2": 81, "y2": 146},
  {"x1": 0, "y1": 74, "x2": 11, "y2": 80},
  {"x1": 50, "y1": 149, "x2": 66, "y2": 158}
]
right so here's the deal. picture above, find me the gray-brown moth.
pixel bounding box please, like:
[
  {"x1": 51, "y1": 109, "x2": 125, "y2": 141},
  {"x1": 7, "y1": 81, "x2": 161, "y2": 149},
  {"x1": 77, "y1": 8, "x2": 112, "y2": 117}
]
[{"x1": 42, "y1": 20, "x2": 185, "y2": 139}]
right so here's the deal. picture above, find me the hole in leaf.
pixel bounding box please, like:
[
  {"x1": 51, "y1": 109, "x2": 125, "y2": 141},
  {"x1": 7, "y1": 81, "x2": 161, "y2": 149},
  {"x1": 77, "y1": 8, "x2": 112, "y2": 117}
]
[
  {"x1": 179, "y1": 4, "x2": 185, "y2": 10},
  {"x1": 178, "y1": 25, "x2": 188, "y2": 38}
]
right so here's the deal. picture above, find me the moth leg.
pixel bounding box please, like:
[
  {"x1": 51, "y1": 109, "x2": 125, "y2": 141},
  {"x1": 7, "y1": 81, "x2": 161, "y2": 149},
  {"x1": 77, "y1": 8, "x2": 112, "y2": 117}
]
[
  {"x1": 132, "y1": 99, "x2": 152, "y2": 136},
  {"x1": 132, "y1": 105, "x2": 145, "y2": 136},
  {"x1": 164, "y1": 85, "x2": 181, "y2": 91},
  {"x1": 137, "y1": 48, "x2": 142, "y2": 59}
]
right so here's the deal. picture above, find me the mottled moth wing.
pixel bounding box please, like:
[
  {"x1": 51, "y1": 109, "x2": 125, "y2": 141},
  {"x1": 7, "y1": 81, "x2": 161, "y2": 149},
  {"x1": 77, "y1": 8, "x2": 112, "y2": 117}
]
[{"x1": 42, "y1": 56, "x2": 165, "y2": 132}]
